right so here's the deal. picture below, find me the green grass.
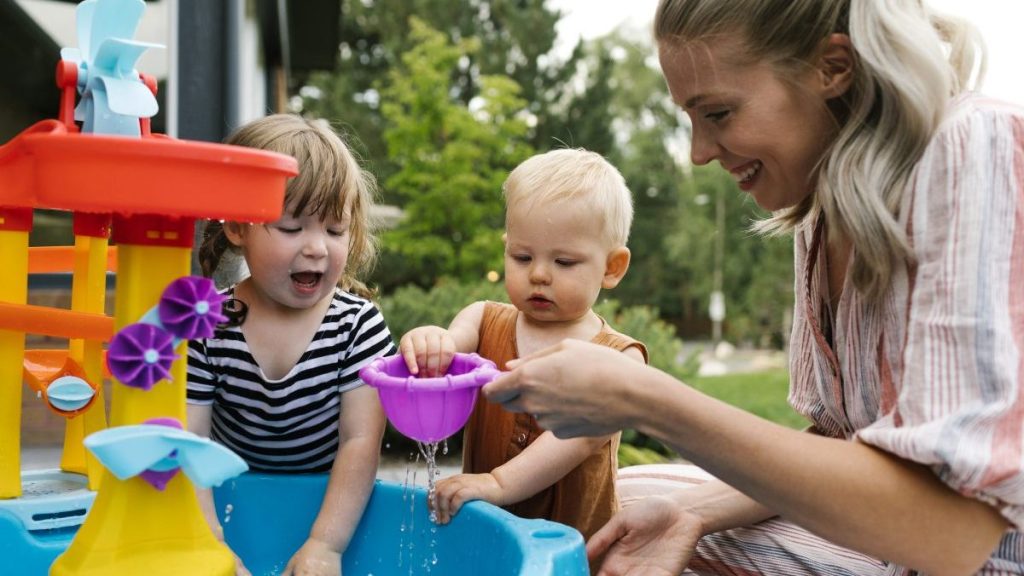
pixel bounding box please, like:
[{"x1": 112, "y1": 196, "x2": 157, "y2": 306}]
[{"x1": 687, "y1": 369, "x2": 809, "y2": 430}]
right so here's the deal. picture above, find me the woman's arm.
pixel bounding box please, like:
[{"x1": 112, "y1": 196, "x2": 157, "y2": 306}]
[{"x1": 487, "y1": 341, "x2": 1008, "y2": 575}]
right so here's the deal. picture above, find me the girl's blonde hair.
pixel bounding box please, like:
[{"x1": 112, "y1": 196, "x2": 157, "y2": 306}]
[
  {"x1": 503, "y1": 148, "x2": 634, "y2": 247},
  {"x1": 655, "y1": 0, "x2": 985, "y2": 300},
  {"x1": 198, "y1": 114, "x2": 380, "y2": 298}
]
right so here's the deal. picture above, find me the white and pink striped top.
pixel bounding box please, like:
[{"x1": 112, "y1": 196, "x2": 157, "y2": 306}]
[{"x1": 789, "y1": 93, "x2": 1024, "y2": 531}]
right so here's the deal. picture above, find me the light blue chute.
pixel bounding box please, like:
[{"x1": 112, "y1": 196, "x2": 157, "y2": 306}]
[
  {"x1": 60, "y1": 0, "x2": 163, "y2": 136},
  {"x1": 85, "y1": 424, "x2": 248, "y2": 489}
]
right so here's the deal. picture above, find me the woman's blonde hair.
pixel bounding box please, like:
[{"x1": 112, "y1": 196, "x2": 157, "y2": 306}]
[
  {"x1": 503, "y1": 148, "x2": 634, "y2": 248},
  {"x1": 198, "y1": 114, "x2": 380, "y2": 298},
  {"x1": 655, "y1": 0, "x2": 985, "y2": 300}
]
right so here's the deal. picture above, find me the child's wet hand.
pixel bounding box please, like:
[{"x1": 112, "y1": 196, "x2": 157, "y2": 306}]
[
  {"x1": 430, "y1": 473, "x2": 502, "y2": 525},
  {"x1": 399, "y1": 326, "x2": 456, "y2": 377},
  {"x1": 280, "y1": 537, "x2": 341, "y2": 576}
]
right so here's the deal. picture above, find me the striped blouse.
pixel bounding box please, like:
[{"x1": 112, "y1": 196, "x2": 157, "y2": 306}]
[
  {"x1": 186, "y1": 287, "x2": 395, "y2": 472},
  {"x1": 789, "y1": 92, "x2": 1024, "y2": 537}
]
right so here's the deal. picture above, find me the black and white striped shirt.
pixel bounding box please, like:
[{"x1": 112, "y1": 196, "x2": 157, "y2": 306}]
[{"x1": 186, "y1": 288, "x2": 395, "y2": 472}]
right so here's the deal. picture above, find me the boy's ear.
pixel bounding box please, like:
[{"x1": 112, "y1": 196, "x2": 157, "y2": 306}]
[
  {"x1": 602, "y1": 247, "x2": 631, "y2": 289},
  {"x1": 816, "y1": 33, "x2": 854, "y2": 99},
  {"x1": 223, "y1": 222, "x2": 247, "y2": 247}
]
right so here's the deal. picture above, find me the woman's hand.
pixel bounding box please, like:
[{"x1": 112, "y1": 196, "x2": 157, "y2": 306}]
[
  {"x1": 399, "y1": 326, "x2": 457, "y2": 377},
  {"x1": 483, "y1": 340, "x2": 644, "y2": 438},
  {"x1": 281, "y1": 537, "x2": 342, "y2": 576},
  {"x1": 587, "y1": 494, "x2": 702, "y2": 576}
]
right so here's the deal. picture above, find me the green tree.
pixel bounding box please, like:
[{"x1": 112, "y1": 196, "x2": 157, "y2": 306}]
[{"x1": 377, "y1": 19, "x2": 532, "y2": 287}]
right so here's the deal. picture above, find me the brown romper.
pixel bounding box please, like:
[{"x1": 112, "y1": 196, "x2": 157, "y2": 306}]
[{"x1": 461, "y1": 301, "x2": 648, "y2": 540}]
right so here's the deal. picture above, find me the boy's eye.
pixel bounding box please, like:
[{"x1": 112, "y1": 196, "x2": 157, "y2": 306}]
[
  {"x1": 555, "y1": 259, "x2": 578, "y2": 267},
  {"x1": 511, "y1": 254, "x2": 531, "y2": 263}
]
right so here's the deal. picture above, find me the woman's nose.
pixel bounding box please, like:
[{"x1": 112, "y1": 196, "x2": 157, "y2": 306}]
[{"x1": 689, "y1": 125, "x2": 720, "y2": 166}]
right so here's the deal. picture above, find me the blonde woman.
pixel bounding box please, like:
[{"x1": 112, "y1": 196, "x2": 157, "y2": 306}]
[{"x1": 485, "y1": 0, "x2": 1024, "y2": 574}]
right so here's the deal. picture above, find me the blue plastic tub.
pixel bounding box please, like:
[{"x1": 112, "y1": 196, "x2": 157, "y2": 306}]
[
  {"x1": 213, "y1": 473, "x2": 589, "y2": 576},
  {"x1": 0, "y1": 469, "x2": 95, "y2": 575}
]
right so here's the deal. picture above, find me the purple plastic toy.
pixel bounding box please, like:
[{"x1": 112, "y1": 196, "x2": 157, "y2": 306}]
[
  {"x1": 106, "y1": 322, "x2": 176, "y2": 390},
  {"x1": 158, "y1": 276, "x2": 227, "y2": 340},
  {"x1": 359, "y1": 353, "x2": 500, "y2": 443}
]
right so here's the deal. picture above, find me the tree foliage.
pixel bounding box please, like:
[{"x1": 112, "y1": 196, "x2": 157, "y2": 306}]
[{"x1": 377, "y1": 19, "x2": 532, "y2": 286}]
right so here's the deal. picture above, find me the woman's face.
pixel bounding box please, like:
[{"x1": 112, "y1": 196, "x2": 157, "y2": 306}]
[{"x1": 659, "y1": 36, "x2": 840, "y2": 211}]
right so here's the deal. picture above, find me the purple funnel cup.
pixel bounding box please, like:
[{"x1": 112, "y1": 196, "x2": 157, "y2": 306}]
[
  {"x1": 359, "y1": 353, "x2": 500, "y2": 443},
  {"x1": 158, "y1": 276, "x2": 228, "y2": 340},
  {"x1": 107, "y1": 323, "x2": 176, "y2": 390}
]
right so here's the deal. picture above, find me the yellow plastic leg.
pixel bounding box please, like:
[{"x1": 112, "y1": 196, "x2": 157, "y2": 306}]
[
  {"x1": 49, "y1": 471, "x2": 234, "y2": 576},
  {"x1": 63, "y1": 234, "x2": 111, "y2": 489},
  {"x1": 0, "y1": 230, "x2": 28, "y2": 499},
  {"x1": 109, "y1": 244, "x2": 191, "y2": 425}
]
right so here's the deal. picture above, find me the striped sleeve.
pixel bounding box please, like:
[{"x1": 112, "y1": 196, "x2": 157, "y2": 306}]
[
  {"x1": 337, "y1": 294, "x2": 396, "y2": 393},
  {"x1": 856, "y1": 97, "x2": 1024, "y2": 528},
  {"x1": 186, "y1": 337, "x2": 217, "y2": 405}
]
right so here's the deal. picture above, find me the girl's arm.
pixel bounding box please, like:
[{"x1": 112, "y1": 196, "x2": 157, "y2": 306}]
[
  {"x1": 185, "y1": 403, "x2": 228, "y2": 542},
  {"x1": 285, "y1": 385, "x2": 385, "y2": 573}
]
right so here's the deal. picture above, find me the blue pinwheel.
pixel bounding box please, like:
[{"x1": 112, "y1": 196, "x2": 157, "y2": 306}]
[{"x1": 60, "y1": 0, "x2": 162, "y2": 136}]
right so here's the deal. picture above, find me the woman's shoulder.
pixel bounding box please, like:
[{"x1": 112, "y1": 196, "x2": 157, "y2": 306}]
[{"x1": 933, "y1": 92, "x2": 1024, "y2": 141}]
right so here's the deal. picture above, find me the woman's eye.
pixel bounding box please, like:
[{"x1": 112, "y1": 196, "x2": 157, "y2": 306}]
[{"x1": 705, "y1": 110, "x2": 730, "y2": 122}]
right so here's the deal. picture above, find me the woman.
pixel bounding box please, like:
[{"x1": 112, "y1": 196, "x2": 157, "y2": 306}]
[{"x1": 484, "y1": 0, "x2": 1024, "y2": 574}]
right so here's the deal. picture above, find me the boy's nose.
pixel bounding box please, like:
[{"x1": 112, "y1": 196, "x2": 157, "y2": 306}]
[{"x1": 528, "y1": 263, "x2": 551, "y2": 285}]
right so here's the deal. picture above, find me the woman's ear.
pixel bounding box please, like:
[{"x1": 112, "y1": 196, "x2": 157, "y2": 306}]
[
  {"x1": 602, "y1": 247, "x2": 631, "y2": 289},
  {"x1": 817, "y1": 33, "x2": 854, "y2": 99},
  {"x1": 223, "y1": 222, "x2": 247, "y2": 247}
]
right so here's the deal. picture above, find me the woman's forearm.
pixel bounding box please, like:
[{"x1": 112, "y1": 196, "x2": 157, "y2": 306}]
[{"x1": 629, "y1": 367, "x2": 1007, "y2": 575}]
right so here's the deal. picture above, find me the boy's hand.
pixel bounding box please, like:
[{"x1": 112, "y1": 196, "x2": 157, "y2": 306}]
[
  {"x1": 281, "y1": 537, "x2": 342, "y2": 576},
  {"x1": 429, "y1": 473, "x2": 504, "y2": 524},
  {"x1": 399, "y1": 326, "x2": 457, "y2": 377}
]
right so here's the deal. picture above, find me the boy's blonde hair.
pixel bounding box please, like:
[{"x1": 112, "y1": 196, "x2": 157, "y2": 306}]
[
  {"x1": 502, "y1": 149, "x2": 634, "y2": 247},
  {"x1": 655, "y1": 0, "x2": 984, "y2": 301},
  {"x1": 199, "y1": 114, "x2": 380, "y2": 298}
]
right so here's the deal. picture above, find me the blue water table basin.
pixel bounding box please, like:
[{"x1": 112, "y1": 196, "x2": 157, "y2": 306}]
[{"x1": 214, "y1": 473, "x2": 589, "y2": 576}]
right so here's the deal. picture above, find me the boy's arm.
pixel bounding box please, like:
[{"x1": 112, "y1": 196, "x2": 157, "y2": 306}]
[
  {"x1": 286, "y1": 385, "x2": 385, "y2": 573},
  {"x1": 489, "y1": 346, "x2": 646, "y2": 501},
  {"x1": 432, "y1": 346, "x2": 645, "y2": 523},
  {"x1": 446, "y1": 300, "x2": 486, "y2": 352}
]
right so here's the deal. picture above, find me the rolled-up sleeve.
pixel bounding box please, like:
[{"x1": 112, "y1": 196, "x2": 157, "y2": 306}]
[{"x1": 857, "y1": 98, "x2": 1024, "y2": 528}]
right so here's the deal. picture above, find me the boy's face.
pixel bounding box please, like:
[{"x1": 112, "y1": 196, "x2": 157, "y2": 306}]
[{"x1": 503, "y1": 198, "x2": 621, "y2": 325}]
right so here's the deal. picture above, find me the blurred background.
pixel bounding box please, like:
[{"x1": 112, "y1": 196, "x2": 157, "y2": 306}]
[{"x1": 5, "y1": 0, "x2": 1019, "y2": 468}]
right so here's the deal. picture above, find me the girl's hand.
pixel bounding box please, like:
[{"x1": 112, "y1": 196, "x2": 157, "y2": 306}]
[
  {"x1": 484, "y1": 340, "x2": 643, "y2": 438},
  {"x1": 281, "y1": 537, "x2": 342, "y2": 576},
  {"x1": 587, "y1": 495, "x2": 702, "y2": 576},
  {"x1": 429, "y1": 473, "x2": 503, "y2": 525},
  {"x1": 231, "y1": 551, "x2": 252, "y2": 576},
  {"x1": 399, "y1": 326, "x2": 457, "y2": 377}
]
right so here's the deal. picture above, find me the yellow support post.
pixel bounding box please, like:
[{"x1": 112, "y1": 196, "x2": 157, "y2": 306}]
[
  {"x1": 0, "y1": 210, "x2": 30, "y2": 499},
  {"x1": 53, "y1": 217, "x2": 234, "y2": 576},
  {"x1": 63, "y1": 224, "x2": 112, "y2": 490}
]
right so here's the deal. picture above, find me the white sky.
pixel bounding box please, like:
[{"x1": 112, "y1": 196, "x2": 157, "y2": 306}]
[{"x1": 548, "y1": 0, "x2": 1024, "y2": 105}]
